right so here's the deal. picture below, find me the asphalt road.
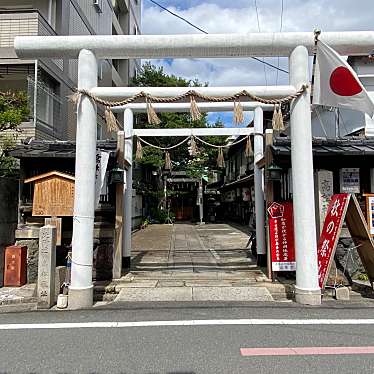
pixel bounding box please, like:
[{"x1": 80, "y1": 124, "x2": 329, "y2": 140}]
[{"x1": 1, "y1": 302, "x2": 374, "y2": 374}]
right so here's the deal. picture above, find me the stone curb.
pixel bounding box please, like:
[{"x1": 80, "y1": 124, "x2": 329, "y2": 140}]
[{"x1": 0, "y1": 296, "x2": 37, "y2": 306}]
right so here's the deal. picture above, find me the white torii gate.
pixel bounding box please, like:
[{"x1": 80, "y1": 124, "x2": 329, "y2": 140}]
[
  {"x1": 111, "y1": 102, "x2": 273, "y2": 281},
  {"x1": 14, "y1": 31, "x2": 374, "y2": 309}
]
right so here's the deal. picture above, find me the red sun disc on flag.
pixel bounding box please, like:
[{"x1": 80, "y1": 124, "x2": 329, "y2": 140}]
[{"x1": 329, "y1": 66, "x2": 362, "y2": 96}]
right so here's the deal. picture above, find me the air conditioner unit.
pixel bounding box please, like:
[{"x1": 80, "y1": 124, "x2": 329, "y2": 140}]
[{"x1": 93, "y1": 0, "x2": 103, "y2": 13}]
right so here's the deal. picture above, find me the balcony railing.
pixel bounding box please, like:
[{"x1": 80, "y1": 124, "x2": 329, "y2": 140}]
[{"x1": 27, "y1": 76, "x2": 63, "y2": 140}]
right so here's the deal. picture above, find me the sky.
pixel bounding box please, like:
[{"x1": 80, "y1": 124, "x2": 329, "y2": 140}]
[{"x1": 141, "y1": 0, "x2": 373, "y2": 126}]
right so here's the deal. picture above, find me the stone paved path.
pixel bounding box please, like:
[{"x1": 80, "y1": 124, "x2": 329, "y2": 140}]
[
  {"x1": 130, "y1": 223, "x2": 262, "y2": 277},
  {"x1": 132, "y1": 224, "x2": 256, "y2": 273},
  {"x1": 113, "y1": 223, "x2": 289, "y2": 302}
]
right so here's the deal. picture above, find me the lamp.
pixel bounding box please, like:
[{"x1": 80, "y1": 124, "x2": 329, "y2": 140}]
[
  {"x1": 267, "y1": 162, "x2": 282, "y2": 181},
  {"x1": 109, "y1": 165, "x2": 124, "y2": 184}
]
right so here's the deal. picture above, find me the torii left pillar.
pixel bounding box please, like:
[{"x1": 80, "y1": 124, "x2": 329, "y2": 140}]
[
  {"x1": 123, "y1": 108, "x2": 133, "y2": 268},
  {"x1": 69, "y1": 49, "x2": 97, "y2": 309}
]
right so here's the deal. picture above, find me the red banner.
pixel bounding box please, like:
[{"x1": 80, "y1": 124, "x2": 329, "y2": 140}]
[
  {"x1": 268, "y1": 202, "x2": 295, "y2": 271},
  {"x1": 317, "y1": 193, "x2": 350, "y2": 288}
]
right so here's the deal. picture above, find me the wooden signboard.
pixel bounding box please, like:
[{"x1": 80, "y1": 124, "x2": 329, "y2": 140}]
[
  {"x1": 318, "y1": 193, "x2": 374, "y2": 289},
  {"x1": 24, "y1": 171, "x2": 75, "y2": 217}
]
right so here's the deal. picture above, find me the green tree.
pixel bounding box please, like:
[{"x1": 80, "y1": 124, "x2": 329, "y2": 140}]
[
  {"x1": 131, "y1": 63, "x2": 231, "y2": 171},
  {"x1": 131, "y1": 62, "x2": 207, "y2": 168},
  {"x1": 0, "y1": 91, "x2": 29, "y2": 176}
]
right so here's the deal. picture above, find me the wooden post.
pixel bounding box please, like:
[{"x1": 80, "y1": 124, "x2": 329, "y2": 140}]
[
  {"x1": 113, "y1": 131, "x2": 124, "y2": 279},
  {"x1": 264, "y1": 129, "x2": 274, "y2": 280},
  {"x1": 18, "y1": 161, "x2": 25, "y2": 225}
]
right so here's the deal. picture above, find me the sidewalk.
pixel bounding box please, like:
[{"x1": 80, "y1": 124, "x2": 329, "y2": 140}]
[
  {"x1": 3, "y1": 223, "x2": 373, "y2": 312},
  {"x1": 0, "y1": 284, "x2": 37, "y2": 312}
]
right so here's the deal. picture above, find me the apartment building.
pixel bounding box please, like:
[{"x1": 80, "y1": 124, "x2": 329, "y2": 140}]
[{"x1": 0, "y1": 0, "x2": 141, "y2": 141}]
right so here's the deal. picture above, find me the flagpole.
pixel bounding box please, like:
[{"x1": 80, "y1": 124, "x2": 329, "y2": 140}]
[{"x1": 310, "y1": 29, "x2": 321, "y2": 103}]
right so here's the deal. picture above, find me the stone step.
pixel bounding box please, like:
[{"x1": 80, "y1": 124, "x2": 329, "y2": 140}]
[
  {"x1": 114, "y1": 286, "x2": 274, "y2": 302},
  {"x1": 127, "y1": 271, "x2": 264, "y2": 279}
]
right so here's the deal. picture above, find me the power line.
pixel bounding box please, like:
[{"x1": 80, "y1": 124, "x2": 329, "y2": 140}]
[
  {"x1": 276, "y1": 0, "x2": 284, "y2": 84},
  {"x1": 253, "y1": 0, "x2": 268, "y2": 85},
  {"x1": 147, "y1": 0, "x2": 207, "y2": 34},
  {"x1": 146, "y1": 0, "x2": 289, "y2": 74}
]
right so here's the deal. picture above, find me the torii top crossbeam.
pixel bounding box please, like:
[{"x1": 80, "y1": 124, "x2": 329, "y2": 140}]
[{"x1": 15, "y1": 31, "x2": 374, "y2": 59}]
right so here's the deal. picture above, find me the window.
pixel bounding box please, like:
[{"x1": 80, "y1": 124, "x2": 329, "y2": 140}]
[{"x1": 36, "y1": 73, "x2": 60, "y2": 131}]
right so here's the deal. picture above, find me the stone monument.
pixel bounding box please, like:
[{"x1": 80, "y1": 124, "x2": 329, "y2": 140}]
[{"x1": 37, "y1": 225, "x2": 56, "y2": 309}]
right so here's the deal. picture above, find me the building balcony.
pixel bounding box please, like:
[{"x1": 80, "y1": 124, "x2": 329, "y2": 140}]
[{"x1": 0, "y1": 10, "x2": 61, "y2": 70}]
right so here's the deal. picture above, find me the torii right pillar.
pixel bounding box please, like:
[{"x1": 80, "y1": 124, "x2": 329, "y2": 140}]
[{"x1": 289, "y1": 46, "x2": 321, "y2": 305}]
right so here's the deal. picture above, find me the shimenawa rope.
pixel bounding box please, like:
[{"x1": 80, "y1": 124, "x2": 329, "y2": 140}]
[{"x1": 69, "y1": 85, "x2": 308, "y2": 132}]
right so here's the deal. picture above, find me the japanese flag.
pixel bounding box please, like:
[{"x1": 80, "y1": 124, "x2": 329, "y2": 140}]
[{"x1": 313, "y1": 41, "x2": 374, "y2": 117}]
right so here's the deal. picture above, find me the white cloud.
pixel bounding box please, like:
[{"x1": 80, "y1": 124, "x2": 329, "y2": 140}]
[
  {"x1": 140, "y1": 0, "x2": 373, "y2": 124},
  {"x1": 143, "y1": 1, "x2": 374, "y2": 36},
  {"x1": 146, "y1": 55, "x2": 289, "y2": 88}
]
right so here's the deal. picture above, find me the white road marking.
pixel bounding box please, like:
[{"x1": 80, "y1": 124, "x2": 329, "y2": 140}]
[{"x1": 1, "y1": 319, "x2": 374, "y2": 330}]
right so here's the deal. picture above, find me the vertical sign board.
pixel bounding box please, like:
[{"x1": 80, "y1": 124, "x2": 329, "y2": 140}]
[
  {"x1": 317, "y1": 193, "x2": 350, "y2": 289},
  {"x1": 340, "y1": 168, "x2": 360, "y2": 193},
  {"x1": 365, "y1": 194, "x2": 374, "y2": 236},
  {"x1": 95, "y1": 151, "x2": 110, "y2": 209},
  {"x1": 315, "y1": 170, "x2": 334, "y2": 233},
  {"x1": 268, "y1": 202, "x2": 296, "y2": 271}
]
